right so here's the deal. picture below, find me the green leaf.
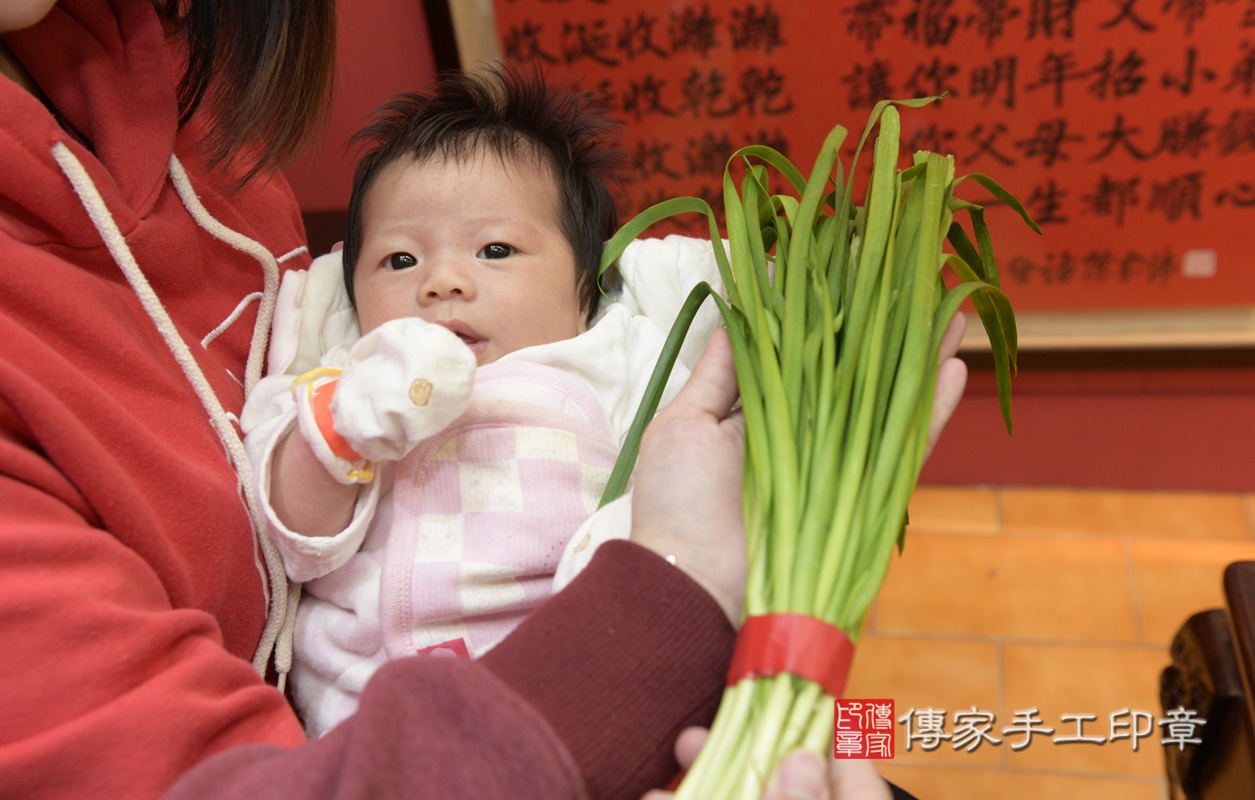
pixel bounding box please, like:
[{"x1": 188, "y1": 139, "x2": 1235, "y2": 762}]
[
  {"x1": 598, "y1": 282, "x2": 718, "y2": 507},
  {"x1": 960, "y1": 173, "x2": 1043, "y2": 235}
]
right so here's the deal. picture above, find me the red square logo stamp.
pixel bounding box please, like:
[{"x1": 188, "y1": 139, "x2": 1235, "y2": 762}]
[{"x1": 834, "y1": 699, "x2": 895, "y2": 759}]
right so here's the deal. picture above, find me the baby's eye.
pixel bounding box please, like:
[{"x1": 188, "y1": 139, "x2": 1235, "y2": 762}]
[
  {"x1": 478, "y1": 243, "x2": 514, "y2": 260},
  {"x1": 386, "y1": 253, "x2": 417, "y2": 270}
]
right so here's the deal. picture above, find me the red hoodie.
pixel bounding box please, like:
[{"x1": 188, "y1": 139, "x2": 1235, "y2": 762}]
[{"x1": 0, "y1": 2, "x2": 734, "y2": 798}]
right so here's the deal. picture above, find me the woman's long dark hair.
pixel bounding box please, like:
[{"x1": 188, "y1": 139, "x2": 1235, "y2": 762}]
[{"x1": 155, "y1": 0, "x2": 337, "y2": 186}]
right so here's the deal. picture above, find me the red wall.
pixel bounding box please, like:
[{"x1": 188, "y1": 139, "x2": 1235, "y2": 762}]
[
  {"x1": 921, "y1": 351, "x2": 1255, "y2": 492},
  {"x1": 284, "y1": 0, "x2": 439, "y2": 213}
]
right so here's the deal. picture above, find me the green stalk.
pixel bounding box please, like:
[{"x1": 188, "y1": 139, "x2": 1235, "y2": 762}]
[
  {"x1": 677, "y1": 680, "x2": 753, "y2": 798},
  {"x1": 812, "y1": 109, "x2": 902, "y2": 610},
  {"x1": 830, "y1": 153, "x2": 949, "y2": 613}
]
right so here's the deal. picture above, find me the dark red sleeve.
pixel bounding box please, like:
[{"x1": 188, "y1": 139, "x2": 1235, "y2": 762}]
[
  {"x1": 164, "y1": 541, "x2": 736, "y2": 800},
  {"x1": 482, "y1": 541, "x2": 736, "y2": 800}
]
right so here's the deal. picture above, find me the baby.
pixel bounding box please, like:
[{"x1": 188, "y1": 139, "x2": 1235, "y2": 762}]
[{"x1": 242, "y1": 67, "x2": 722, "y2": 736}]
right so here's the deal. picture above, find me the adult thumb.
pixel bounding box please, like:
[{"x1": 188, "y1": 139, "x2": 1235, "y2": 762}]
[
  {"x1": 762, "y1": 750, "x2": 830, "y2": 800},
  {"x1": 667, "y1": 327, "x2": 739, "y2": 421}
]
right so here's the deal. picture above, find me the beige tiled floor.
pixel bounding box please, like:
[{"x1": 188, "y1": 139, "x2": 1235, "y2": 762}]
[{"x1": 845, "y1": 486, "x2": 1255, "y2": 800}]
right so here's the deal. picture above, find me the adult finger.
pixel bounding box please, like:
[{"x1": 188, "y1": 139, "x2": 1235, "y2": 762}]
[
  {"x1": 923, "y1": 313, "x2": 969, "y2": 461},
  {"x1": 762, "y1": 750, "x2": 830, "y2": 800},
  {"x1": 639, "y1": 729, "x2": 711, "y2": 800},
  {"x1": 924, "y1": 356, "x2": 967, "y2": 461},
  {"x1": 938, "y1": 312, "x2": 966, "y2": 362},
  {"x1": 828, "y1": 759, "x2": 893, "y2": 800},
  {"x1": 660, "y1": 327, "x2": 738, "y2": 422},
  {"x1": 674, "y1": 727, "x2": 709, "y2": 770}
]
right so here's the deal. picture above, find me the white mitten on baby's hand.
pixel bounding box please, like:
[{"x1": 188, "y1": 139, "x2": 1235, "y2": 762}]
[{"x1": 331, "y1": 317, "x2": 477, "y2": 462}]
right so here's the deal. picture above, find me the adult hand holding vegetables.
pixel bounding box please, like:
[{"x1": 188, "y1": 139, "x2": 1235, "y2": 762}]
[
  {"x1": 631, "y1": 314, "x2": 967, "y2": 628},
  {"x1": 629, "y1": 327, "x2": 746, "y2": 623}
]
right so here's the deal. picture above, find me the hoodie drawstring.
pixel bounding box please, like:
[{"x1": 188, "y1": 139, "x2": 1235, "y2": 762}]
[{"x1": 52, "y1": 142, "x2": 297, "y2": 681}]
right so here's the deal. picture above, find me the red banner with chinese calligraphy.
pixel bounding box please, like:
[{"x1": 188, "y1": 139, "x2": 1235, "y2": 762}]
[{"x1": 493, "y1": 0, "x2": 1255, "y2": 311}]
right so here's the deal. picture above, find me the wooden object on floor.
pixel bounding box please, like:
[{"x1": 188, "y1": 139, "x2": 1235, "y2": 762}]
[{"x1": 1160, "y1": 561, "x2": 1255, "y2": 799}]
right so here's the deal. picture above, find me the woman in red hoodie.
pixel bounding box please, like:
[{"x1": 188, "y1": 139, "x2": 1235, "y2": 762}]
[{"x1": 0, "y1": 1, "x2": 753, "y2": 797}]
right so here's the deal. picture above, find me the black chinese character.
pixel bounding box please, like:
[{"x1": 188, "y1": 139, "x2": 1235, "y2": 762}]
[
  {"x1": 1216, "y1": 180, "x2": 1255, "y2": 206},
  {"x1": 617, "y1": 13, "x2": 669, "y2": 60},
  {"x1": 904, "y1": 58, "x2": 961, "y2": 98},
  {"x1": 1216, "y1": 108, "x2": 1255, "y2": 154},
  {"x1": 1224, "y1": 40, "x2": 1255, "y2": 96},
  {"x1": 738, "y1": 66, "x2": 795, "y2": 115},
  {"x1": 1098, "y1": 0, "x2": 1156, "y2": 32},
  {"x1": 670, "y1": 4, "x2": 722, "y2": 58},
  {"x1": 1117, "y1": 250, "x2": 1171, "y2": 282},
  {"x1": 562, "y1": 20, "x2": 619, "y2": 66},
  {"x1": 686, "y1": 131, "x2": 736, "y2": 177},
  {"x1": 903, "y1": 0, "x2": 960, "y2": 46},
  {"x1": 1006, "y1": 255, "x2": 1036, "y2": 284},
  {"x1": 633, "y1": 139, "x2": 683, "y2": 179},
  {"x1": 906, "y1": 124, "x2": 958, "y2": 154},
  {"x1": 1147, "y1": 171, "x2": 1205, "y2": 220},
  {"x1": 1158, "y1": 109, "x2": 1213, "y2": 157},
  {"x1": 1090, "y1": 113, "x2": 1157, "y2": 161},
  {"x1": 1048, "y1": 250, "x2": 1076, "y2": 283},
  {"x1": 504, "y1": 20, "x2": 560, "y2": 64},
  {"x1": 843, "y1": 60, "x2": 896, "y2": 108},
  {"x1": 680, "y1": 68, "x2": 739, "y2": 117},
  {"x1": 844, "y1": 0, "x2": 898, "y2": 52},
  {"x1": 729, "y1": 3, "x2": 785, "y2": 53},
  {"x1": 1015, "y1": 118, "x2": 1084, "y2": 166},
  {"x1": 969, "y1": 55, "x2": 1017, "y2": 108},
  {"x1": 620, "y1": 75, "x2": 677, "y2": 120},
  {"x1": 1145, "y1": 248, "x2": 1173, "y2": 284},
  {"x1": 1026, "y1": 50, "x2": 1089, "y2": 107},
  {"x1": 1025, "y1": 179, "x2": 1070, "y2": 224},
  {"x1": 966, "y1": 0, "x2": 1020, "y2": 48},
  {"x1": 1089, "y1": 48, "x2": 1148, "y2": 99},
  {"x1": 1162, "y1": 47, "x2": 1217, "y2": 95},
  {"x1": 1083, "y1": 249, "x2": 1115, "y2": 281},
  {"x1": 1163, "y1": 0, "x2": 1209, "y2": 34},
  {"x1": 1026, "y1": 0, "x2": 1082, "y2": 39},
  {"x1": 1081, "y1": 175, "x2": 1140, "y2": 225},
  {"x1": 967, "y1": 122, "x2": 1017, "y2": 165}
]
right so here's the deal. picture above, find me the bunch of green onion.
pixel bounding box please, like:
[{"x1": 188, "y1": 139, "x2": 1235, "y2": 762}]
[{"x1": 599, "y1": 98, "x2": 1038, "y2": 798}]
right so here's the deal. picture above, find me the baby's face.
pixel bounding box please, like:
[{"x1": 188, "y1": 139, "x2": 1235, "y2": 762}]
[{"x1": 353, "y1": 151, "x2": 585, "y2": 365}]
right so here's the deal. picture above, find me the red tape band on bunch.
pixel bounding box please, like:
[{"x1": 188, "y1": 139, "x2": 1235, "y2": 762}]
[{"x1": 726, "y1": 613, "x2": 854, "y2": 697}]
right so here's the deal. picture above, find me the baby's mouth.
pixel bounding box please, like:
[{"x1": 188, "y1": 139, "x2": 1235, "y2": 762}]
[
  {"x1": 436, "y1": 320, "x2": 482, "y2": 343},
  {"x1": 436, "y1": 320, "x2": 488, "y2": 359}
]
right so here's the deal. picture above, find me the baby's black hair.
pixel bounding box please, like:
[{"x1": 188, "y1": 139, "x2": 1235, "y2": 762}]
[{"x1": 342, "y1": 65, "x2": 624, "y2": 324}]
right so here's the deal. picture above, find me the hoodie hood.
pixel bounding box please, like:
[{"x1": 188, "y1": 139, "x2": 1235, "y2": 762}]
[
  {"x1": 1, "y1": 0, "x2": 176, "y2": 247},
  {"x1": 0, "y1": 0, "x2": 314, "y2": 677}
]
